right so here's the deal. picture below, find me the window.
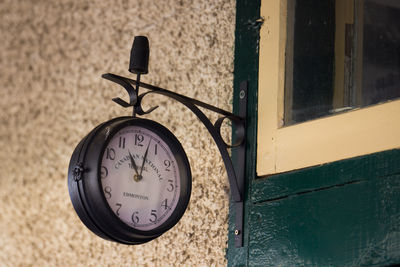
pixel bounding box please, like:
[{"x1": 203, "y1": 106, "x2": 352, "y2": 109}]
[
  {"x1": 285, "y1": 0, "x2": 400, "y2": 125},
  {"x1": 257, "y1": 0, "x2": 400, "y2": 175}
]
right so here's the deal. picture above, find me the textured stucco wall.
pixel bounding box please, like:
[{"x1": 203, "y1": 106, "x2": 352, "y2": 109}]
[{"x1": 0, "y1": 0, "x2": 235, "y2": 266}]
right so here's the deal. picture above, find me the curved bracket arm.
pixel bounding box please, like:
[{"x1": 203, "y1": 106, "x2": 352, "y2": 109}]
[
  {"x1": 102, "y1": 72, "x2": 247, "y2": 247},
  {"x1": 139, "y1": 89, "x2": 243, "y2": 202}
]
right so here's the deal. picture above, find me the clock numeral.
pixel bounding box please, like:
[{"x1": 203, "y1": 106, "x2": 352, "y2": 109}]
[
  {"x1": 166, "y1": 179, "x2": 174, "y2": 192},
  {"x1": 132, "y1": 211, "x2": 139, "y2": 224},
  {"x1": 106, "y1": 148, "x2": 115, "y2": 160},
  {"x1": 115, "y1": 203, "x2": 122, "y2": 216},
  {"x1": 119, "y1": 137, "x2": 126, "y2": 149},
  {"x1": 104, "y1": 186, "x2": 112, "y2": 199},
  {"x1": 149, "y1": 209, "x2": 157, "y2": 223},
  {"x1": 161, "y1": 199, "x2": 169, "y2": 210},
  {"x1": 154, "y1": 144, "x2": 158, "y2": 155},
  {"x1": 135, "y1": 134, "x2": 144, "y2": 147},
  {"x1": 100, "y1": 166, "x2": 108, "y2": 179},
  {"x1": 164, "y1": 160, "x2": 171, "y2": 171}
]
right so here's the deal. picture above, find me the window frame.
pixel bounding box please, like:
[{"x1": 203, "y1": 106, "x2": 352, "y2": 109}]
[{"x1": 257, "y1": 0, "x2": 400, "y2": 176}]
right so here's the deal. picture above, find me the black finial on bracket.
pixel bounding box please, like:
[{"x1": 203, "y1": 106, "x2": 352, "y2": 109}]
[
  {"x1": 129, "y1": 36, "x2": 149, "y2": 75},
  {"x1": 130, "y1": 36, "x2": 151, "y2": 116}
]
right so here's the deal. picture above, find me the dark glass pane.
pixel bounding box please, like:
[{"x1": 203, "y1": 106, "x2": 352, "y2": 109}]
[
  {"x1": 289, "y1": 0, "x2": 335, "y2": 124},
  {"x1": 284, "y1": 0, "x2": 400, "y2": 126},
  {"x1": 362, "y1": 0, "x2": 400, "y2": 106}
]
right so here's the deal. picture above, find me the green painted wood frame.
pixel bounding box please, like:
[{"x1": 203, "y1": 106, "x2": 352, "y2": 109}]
[
  {"x1": 227, "y1": 0, "x2": 400, "y2": 266},
  {"x1": 227, "y1": 0, "x2": 261, "y2": 265}
]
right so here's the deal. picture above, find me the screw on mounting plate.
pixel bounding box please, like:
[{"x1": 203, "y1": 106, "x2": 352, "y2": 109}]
[{"x1": 239, "y1": 90, "x2": 245, "y2": 99}]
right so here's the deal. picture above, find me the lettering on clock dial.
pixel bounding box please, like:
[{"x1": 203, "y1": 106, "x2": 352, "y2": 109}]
[
  {"x1": 135, "y1": 134, "x2": 144, "y2": 146},
  {"x1": 149, "y1": 210, "x2": 157, "y2": 223},
  {"x1": 164, "y1": 160, "x2": 171, "y2": 171},
  {"x1": 104, "y1": 186, "x2": 112, "y2": 199},
  {"x1": 161, "y1": 199, "x2": 169, "y2": 210},
  {"x1": 166, "y1": 179, "x2": 174, "y2": 192},
  {"x1": 100, "y1": 166, "x2": 108, "y2": 178},
  {"x1": 115, "y1": 203, "x2": 122, "y2": 216},
  {"x1": 119, "y1": 137, "x2": 126, "y2": 149},
  {"x1": 106, "y1": 148, "x2": 115, "y2": 160},
  {"x1": 132, "y1": 211, "x2": 139, "y2": 224}
]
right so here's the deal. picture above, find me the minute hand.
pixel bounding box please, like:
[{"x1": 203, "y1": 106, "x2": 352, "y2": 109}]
[{"x1": 140, "y1": 140, "x2": 151, "y2": 176}]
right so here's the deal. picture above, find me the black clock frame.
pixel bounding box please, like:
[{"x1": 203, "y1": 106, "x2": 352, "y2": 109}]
[{"x1": 68, "y1": 117, "x2": 192, "y2": 244}]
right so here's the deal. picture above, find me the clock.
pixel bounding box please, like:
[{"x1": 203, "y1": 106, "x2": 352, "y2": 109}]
[{"x1": 68, "y1": 116, "x2": 192, "y2": 244}]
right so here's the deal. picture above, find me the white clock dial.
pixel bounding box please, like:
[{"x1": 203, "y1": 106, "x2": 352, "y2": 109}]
[{"x1": 100, "y1": 126, "x2": 180, "y2": 231}]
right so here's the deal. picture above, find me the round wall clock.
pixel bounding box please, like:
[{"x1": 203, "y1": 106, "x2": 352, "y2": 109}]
[{"x1": 68, "y1": 117, "x2": 192, "y2": 244}]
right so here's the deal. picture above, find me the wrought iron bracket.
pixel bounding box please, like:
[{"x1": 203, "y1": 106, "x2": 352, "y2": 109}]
[
  {"x1": 102, "y1": 73, "x2": 247, "y2": 247},
  {"x1": 100, "y1": 35, "x2": 246, "y2": 247}
]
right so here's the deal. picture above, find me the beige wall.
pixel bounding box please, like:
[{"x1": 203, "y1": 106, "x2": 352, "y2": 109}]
[{"x1": 0, "y1": 0, "x2": 235, "y2": 266}]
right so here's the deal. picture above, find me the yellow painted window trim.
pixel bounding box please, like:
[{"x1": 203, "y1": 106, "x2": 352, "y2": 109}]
[{"x1": 257, "y1": 0, "x2": 400, "y2": 176}]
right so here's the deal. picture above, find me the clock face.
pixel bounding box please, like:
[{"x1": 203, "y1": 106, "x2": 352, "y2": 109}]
[{"x1": 100, "y1": 125, "x2": 180, "y2": 231}]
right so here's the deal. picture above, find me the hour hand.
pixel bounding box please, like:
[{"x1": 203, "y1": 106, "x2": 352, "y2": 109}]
[{"x1": 128, "y1": 150, "x2": 139, "y2": 176}]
